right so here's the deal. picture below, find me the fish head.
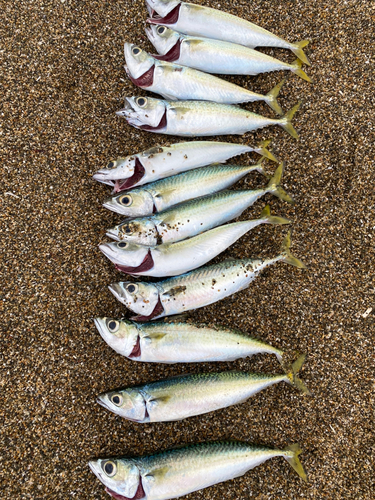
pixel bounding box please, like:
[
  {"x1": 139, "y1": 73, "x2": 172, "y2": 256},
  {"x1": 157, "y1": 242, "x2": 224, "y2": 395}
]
[
  {"x1": 89, "y1": 457, "x2": 140, "y2": 498},
  {"x1": 99, "y1": 241, "x2": 149, "y2": 268},
  {"x1": 124, "y1": 43, "x2": 154, "y2": 80},
  {"x1": 146, "y1": 25, "x2": 180, "y2": 54},
  {"x1": 145, "y1": 0, "x2": 180, "y2": 17},
  {"x1": 93, "y1": 156, "x2": 137, "y2": 184},
  {"x1": 93, "y1": 318, "x2": 140, "y2": 357},
  {"x1": 97, "y1": 388, "x2": 147, "y2": 421},
  {"x1": 108, "y1": 281, "x2": 160, "y2": 317},
  {"x1": 116, "y1": 96, "x2": 166, "y2": 128},
  {"x1": 117, "y1": 218, "x2": 158, "y2": 246},
  {"x1": 103, "y1": 190, "x2": 155, "y2": 217}
]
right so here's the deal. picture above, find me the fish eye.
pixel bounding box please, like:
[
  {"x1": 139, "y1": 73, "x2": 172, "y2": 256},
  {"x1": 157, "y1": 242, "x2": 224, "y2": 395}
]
[
  {"x1": 117, "y1": 241, "x2": 128, "y2": 249},
  {"x1": 136, "y1": 97, "x2": 147, "y2": 108},
  {"x1": 119, "y1": 195, "x2": 132, "y2": 206},
  {"x1": 107, "y1": 160, "x2": 116, "y2": 169},
  {"x1": 111, "y1": 394, "x2": 123, "y2": 406},
  {"x1": 157, "y1": 26, "x2": 166, "y2": 35},
  {"x1": 132, "y1": 46, "x2": 142, "y2": 55},
  {"x1": 102, "y1": 460, "x2": 117, "y2": 477},
  {"x1": 107, "y1": 320, "x2": 119, "y2": 332},
  {"x1": 126, "y1": 283, "x2": 138, "y2": 294}
]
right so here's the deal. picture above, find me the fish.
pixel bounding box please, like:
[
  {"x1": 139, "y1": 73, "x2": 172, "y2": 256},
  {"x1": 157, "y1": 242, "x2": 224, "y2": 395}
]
[
  {"x1": 89, "y1": 440, "x2": 307, "y2": 500},
  {"x1": 108, "y1": 230, "x2": 306, "y2": 321},
  {"x1": 124, "y1": 43, "x2": 285, "y2": 113},
  {"x1": 146, "y1": 0, "x2": 310, "y2": 65},
  {"x1": 93, "y1": 140, "x2": 277, "y2": 190},
  {"x1": 146, "y1": 25, "x2": 311, "y2": 82},
  {"x1": 100, "y1": 208, "x2": 290, "y2": 277},
  {"x1": 102, "y1": 160, "x2": 265, "y2": 216},
  {"x1": 93, "y1": 317, "x2": 285, "y2": 363},
  {"x1": 97, "y1": 354, "x2": 309, "y2": 422},
  {"x1": 107, "y1": 162, "x2": 292, "y2": 245},
  {"x1": 116, "y1": 96, "x2": 301, "y2": 139}
]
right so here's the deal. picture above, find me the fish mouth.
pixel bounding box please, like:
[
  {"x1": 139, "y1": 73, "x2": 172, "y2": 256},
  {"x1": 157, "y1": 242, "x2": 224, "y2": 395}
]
[
  {"x1": 103, "y1": 199, "x2": 120, "y2": 214},
  {"x1": 92, "y1": 173, "x2": 116, "y2": 186},
  {"x1": 93, "y1": 318, "x2": 108, "y2": 341},
  {"x1": 116, "y1": 98, "x2": 136, "y2": 118},
  {"x1": 96, "y1": 395, "x2": 112, "y2": 411},
  {"x1": 108, "y1": 283, "x2": 126, "y2": 303},
  {"x1": 106, "y1": 228, "x2": 121, "y2": 241},
  {"x1": 88, "y1": 461, "x2": 103, "y2": 482},
  {"x1": 99, "y1": 243, "x2": 123, "y2": 265}
]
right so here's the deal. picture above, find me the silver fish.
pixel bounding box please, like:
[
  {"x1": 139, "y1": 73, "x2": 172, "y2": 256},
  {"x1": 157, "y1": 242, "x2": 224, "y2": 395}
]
[
  {"x1": 124, "y1": 43, "x2": 285, "y2": 113},
  {"x1": 146, "y1": 0, "x2": 310, "y2": 65},
  {"x1": 146, "y1": 25, "x2": 311, "y2": 82},
  {"x1": 108, "y1": 230, "x2": 306, "y2": 321},
  {"x1": 93, "y1": 318, "x2": 284, "y2": 363},
  {"x1": 102, "y1": 160, "x2": 265, "y2": 217},
  {"x1": 100, "y1": 211, "x2": 290, "y2": 277},
  {"x1": 93, "y1": 140, "x2": 276, "y2": 190},
  {"x1": 97, "y1": 355, "x2": 309, "y2": 422},
  {"x1": 89, "y1": 440, "x2": 307, "y2": 500},
  {"x1": 107, "y1": 162, "x2": 292, "y2": 246},
  {"x1": 117, "y1": 96, "x2": 301, "y2": 138}
]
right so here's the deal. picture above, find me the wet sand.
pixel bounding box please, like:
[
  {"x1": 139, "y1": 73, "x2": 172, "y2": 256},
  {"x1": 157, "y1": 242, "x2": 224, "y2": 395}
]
[{"x1": 1, "y1": 0, "x2": 374, "y2": 498}]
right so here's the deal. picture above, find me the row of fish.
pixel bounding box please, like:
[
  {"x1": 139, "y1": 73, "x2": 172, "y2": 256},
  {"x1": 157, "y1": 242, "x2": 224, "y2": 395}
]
[{"x1": 91, "y1": 0, "x2": 311, "y2": 498}]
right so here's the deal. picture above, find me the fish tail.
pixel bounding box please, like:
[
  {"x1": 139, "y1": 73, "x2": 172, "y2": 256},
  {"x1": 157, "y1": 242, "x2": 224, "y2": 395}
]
[
  {"x1": 279, "y1": 102, "x2": 301, "y2": 140},
  {"x1": 291, "y1": 59, "x2": 312, "y2": 83},
  {"x1": 280, "y1": 229, "x2": 307, "y2": 269},
  {"x1": 284, "y1": 353, "x2": 311, "y2": 394},
  {"x1": 266, "y1": 162, "x2": 294, "y2": 204},
  {"x1": 283, "y1": 443, "x2": 308, "y2": 481},
  {"x1": 259, "y1": 204, "x2": 290, "y2": 225},
  {"x1": 291, "y1": 40, "x2": 311, "y2": 66},
  {"x1": 253, "y1": 139, "x2": 279, "y2": 163},
  {"x1": 265, "y1": 78, "x2": 285, "y2": 115}
]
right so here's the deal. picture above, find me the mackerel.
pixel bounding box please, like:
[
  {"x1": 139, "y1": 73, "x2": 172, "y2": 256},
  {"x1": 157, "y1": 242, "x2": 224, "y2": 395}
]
[
  {"x1": 125, "y1": 42, "x2": 285, "y2": 113},
  {"x1": 117, "y1": 96, "x2": 301, "y2": 139},
  {"x1": 93, "y1": 140, "x2": 276, "y2": 190},
  {"x1": 147, "y1": 25, "x2": 311, "y2": 82},
  {"x1": 103, "y1": 160, "x2": 265, "y2": 216},
  {"x1": 97, "y1": 355, "x2": 309, "y2": 422},
  {"x1": 107, "y1": 162, "x2": 292, "y2": 245},
  {"x1": 89, "y1": 440, "x2": 307, "y2": 500},
  {"x1": 108, "y1": 230, "x2": 306, "y2": 321},
  {"x1": 93, "y1": 318, "x2": 284, "y2": 363},
  {"x1": 146, "y1": 0, "x2": 310, "y2": 65},
  {"x1": 100, "y1": 210, "x2": 290, "y2": 277}
]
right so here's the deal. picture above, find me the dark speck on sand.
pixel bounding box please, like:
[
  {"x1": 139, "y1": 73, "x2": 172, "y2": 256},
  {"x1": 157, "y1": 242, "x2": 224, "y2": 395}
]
[{"x1": 1, "y1": 0, "x2": 374, "y2": 498}]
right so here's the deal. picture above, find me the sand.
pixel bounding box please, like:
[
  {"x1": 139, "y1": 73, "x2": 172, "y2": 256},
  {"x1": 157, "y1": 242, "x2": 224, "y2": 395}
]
[{"x1": 1, "y1": 0, "x2": 374, "y2": 498}]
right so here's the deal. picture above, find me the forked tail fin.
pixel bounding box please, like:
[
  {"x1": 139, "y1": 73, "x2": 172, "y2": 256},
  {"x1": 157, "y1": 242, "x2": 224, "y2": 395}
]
[
  {"x1": 283, "y1": 443, "x2": 308, "y2": 481},
  {"x1": 279, "y1": 102, "x2": 301, "y2": 140},
  {"x1": 253, "y1": 139, "x2": 278, "y2": 163},
  {"x1": 284, "y1": 353, "x2": 311, "y2": 394},
  {"x1": 266, "y1": 162, "x2": 294, "y2": 204},
  {"x1": 259, "y1": 204, "x2": 290, "y2": 226},
  {"x1": 291, "y1": 40, "x2": 311, "y2": 66},
  {"x1": 265, "y1": 79, "x2": 286, "y2": 115},
  {"x1": 280, "y1": 229, "x2": 307, "y2": 269},
  {"x1": 291, "y1": 59, "x2": 312, "y2": 83}
]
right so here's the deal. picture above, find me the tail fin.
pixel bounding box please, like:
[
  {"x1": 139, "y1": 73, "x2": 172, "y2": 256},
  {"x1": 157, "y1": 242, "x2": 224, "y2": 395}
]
[
  {"x1": 291, "y1": 59, "x2": 312, "y2": 83},
  {"x1": 279, "y1": 102, "x2": 301, "y2": 140},
  {"x1": 253, "y1": 139, "x2": 278, "y2": 163},
  {"x1": 266, "y1": 162, "x2": 294, "y2": 204},
  {"x1": 265, "y1": 78, "x2": 285, "y2": 115},
  {"x1": 285, "y1": 353, "x2": 310, "y2": 394},
  {"x1": 291, "y1": 40, "x2": 311, "y2": 66},
  {"x1": 259, "y1": 204, "x2": 290, "y2": 225},
  {"x1": 280, "y1": 229, "x2": 307, "y2": 268},
  {"x1": 283, "y1": 443, "x2": 308, "y2": 481}
]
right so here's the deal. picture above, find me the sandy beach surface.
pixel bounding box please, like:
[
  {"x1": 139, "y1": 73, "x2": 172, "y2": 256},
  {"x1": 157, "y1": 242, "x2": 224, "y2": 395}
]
[{"x1": 1, "y1": 0, "x2": 374, "y2": 498}]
